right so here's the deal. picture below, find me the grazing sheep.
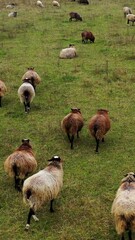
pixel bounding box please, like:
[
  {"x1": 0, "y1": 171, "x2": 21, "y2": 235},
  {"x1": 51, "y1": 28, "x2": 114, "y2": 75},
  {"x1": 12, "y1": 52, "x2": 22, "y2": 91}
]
[
  {"x1": 89, "y1": 109, "x2": 111, "y2": 152},
  {"x1": 22, "y1": 67, "x2": 41, "y2": 90},
  {"x1": 18, "y1": 78, "x2": 35, "y2": 113},
  {"x1": 0, "y1": 80, "x2": 7, "y2": 107},
  {"x1": 23, "y1": 155, "x2": 63, "y2": 230},
  {"x1": 126, "y1": 14, "x2": 135, "y2": 25},
  {"x1": 6, "y1": 3, "x2": 16, "y2": 8},
  {"x1": 111, "y1": 172, "x2": 135, "y2": 240},
  {"x1": 8, "y1": 11, "x2": 17, "y2": 17},
  {"x1": 61, "y1": 108, "x2": 84, "y2": 149},
  {"x1": 36, "y1": 0, "x2": 44, "y2": 7},
  {"x1": 123, "y1": 7, "x2": 132, "y2": 18},
  {"x1": 69, "y1": 12, "x2": 82, "y2": 21},
  {"x1": 78, "y1": 0, "x2": 89, "y2": 4},
  {"x1": 81, "y1": 31, "x2": 95, "y2": 43},
  {"x1": 4, "y1": 139, "x2": 37, "y2": 192},
  {"x1": 59, "y1": 44, "x2": 77, "y2": 59},
  {"x1": 52, "y1": 0, "x2": 60, "y2": 7}
]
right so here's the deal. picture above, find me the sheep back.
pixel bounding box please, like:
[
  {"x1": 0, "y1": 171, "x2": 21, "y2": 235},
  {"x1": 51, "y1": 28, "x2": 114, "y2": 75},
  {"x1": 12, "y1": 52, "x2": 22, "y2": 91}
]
[
  {"x1": 81, "y1": 31, "x2": 95, "y2": 43},
  {"x1": 59, "y1": 46, "x2": 77, "y2": 59},
  {"x1": 22, "y1": 69, "x2": 41, "y2": 85},
  {"x1": 18, "y1": 83, "x2": 35, "y2": 103},
  {"x1": 61, "y1": 112, "x2": 84, "y2": 135}
]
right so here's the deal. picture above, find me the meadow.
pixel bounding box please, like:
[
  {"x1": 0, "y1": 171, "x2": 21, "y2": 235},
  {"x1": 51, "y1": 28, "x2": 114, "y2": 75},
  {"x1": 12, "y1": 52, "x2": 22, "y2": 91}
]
[{"x1": 0, "y1": 0, "x2": 135, "y2": 239}]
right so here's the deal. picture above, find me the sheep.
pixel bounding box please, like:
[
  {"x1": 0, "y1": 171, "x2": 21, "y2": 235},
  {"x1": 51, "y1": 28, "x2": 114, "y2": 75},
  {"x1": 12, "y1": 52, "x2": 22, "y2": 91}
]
[
  {"x1": 126, "y1": 14, "x2": 135, "y2": 25},
  {"x1": 81, "y1": 31, "x2": 95, "y2": 43},
  {"x1": 69, "y1": 12, "x2": 82, "y2": 21},
  {"x1": 0, "y1": 80, "x2": 7, "y2": 107},
  {"x1": 78, "y1": 0, "x2": 89, "y2": 4},
  {"x1": 18, "y1": 78, "x2": 35, "y2": 113},
  {"x1": 59, "y1": 44, "x2": 77, "y2": 59},
  {"x1": 22, "y1": 67, "x2": 41, "y2": 90},
  {"x1": 52, "y1": 0, "x2": 60, "y2": 7},
  {"x1": 8, "y1": 11, "x2": 17, "y2": 17},
  {"x1": 111, "y1": 172, "x2": 135, "y2": 240},
  {"x1": 23, "y1": 155, "x2": 63, "y2": 230},
  {"x1": 61, "y1": 108, "x2": 84, "y2": 149},
  {"x1": 6, "y1": 3, "x2": 16, "y2": 8},
  {"x1": 123, "y1": 7, "x2": 132, "y2": 18},
  {"x1": 36, "y1": 0, "x2": 44, "y2": 8},
  {"x1": 4, "y1": 139, "x2": 37, "y2": 192},
  {"x1": 88, "y1": 109, "x2": 111, "y2": 152}
]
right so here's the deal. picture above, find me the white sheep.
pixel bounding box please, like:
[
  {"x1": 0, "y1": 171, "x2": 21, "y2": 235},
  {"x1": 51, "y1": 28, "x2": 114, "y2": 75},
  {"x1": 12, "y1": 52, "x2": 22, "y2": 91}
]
[
  {"x1": 6, "y1": 3, "x2": 16, "y2": 8},
  {"x1": 111, "y1": 172, "x2": 135, "y2": 240},
  {"x1": 4, "y1": 139, "x2": 37, "y2": 191},
  {"x1": 59, "y1": 44, "x2": 77, "y2": 59},
  {"x1": 23, "y1": 155, "x2": 63, "y2": 230},
  {"x1": 126, "y1": 14, "x2": 135, "y2": 25},
  {"x1": 37, "y1": 0, "x2": 44, "y2": 7},
  {"x1": 18, "y1": 78, "x2": 35, "y2": 113},
  {"x1": 22, "y1": 67, "x2": 41, "y2": 90},
  {"x1": 0, "y1": 80, "x2": 7, "y2": 107},
  {"x1": 8, "y1": 11, "x2": 17, "y2": 17},
  {"x1": 123, "y1": 7, "x2": 132, "y2": 18},
  {"x1": 52, "y1": 1, "x2": 60, "y2": 7}
]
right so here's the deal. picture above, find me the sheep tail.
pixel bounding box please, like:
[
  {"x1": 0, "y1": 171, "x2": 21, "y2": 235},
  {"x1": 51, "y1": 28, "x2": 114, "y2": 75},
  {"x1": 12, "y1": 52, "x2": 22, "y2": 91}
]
[{"x1": 24, "y1": 90, "x2": 30, "y2": 102}]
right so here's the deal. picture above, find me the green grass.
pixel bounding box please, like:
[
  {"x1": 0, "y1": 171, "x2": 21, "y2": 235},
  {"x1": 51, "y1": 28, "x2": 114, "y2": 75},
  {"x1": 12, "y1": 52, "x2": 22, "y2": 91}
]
[{"x1": 0, "y1": 0, "x2": 135, "y2": 239}]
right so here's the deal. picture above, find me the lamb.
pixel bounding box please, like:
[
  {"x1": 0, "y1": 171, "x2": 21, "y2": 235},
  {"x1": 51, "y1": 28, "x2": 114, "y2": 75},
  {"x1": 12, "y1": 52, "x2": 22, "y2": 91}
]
[
  {"x1": 22, "y1": 67, "x2": 41, "y2": 90},
  {"x1": 59, "y1": 44, "x2": 77, "y2": 59},
  {"x1": 88, "y1": 109, "x2": 111, "y2": 152},
  {"x1": 61, "y1": 108, "x2": 84, "y2": 149},
  {"x1": 0, "y1": 80, "x2": 7, "y2": 107},
  {"x1": 23, "y1": 155, "x2": 63, "y2": 230},
  {"x1": 36, "y1": 0, "x2": 44, "y2": 7},
  {"x1": 69, "y1": 12, "x2": 82, "y2": 21},
  {"x1": 81, "y1": 31, "x2": 95, "y2": 43},
  {"x1": 126, "y1": 14, "x2": 135, "y2": 25},
  {"x1": 111, "y1": 172, "x2": 135, "y2": 240},
  {"x1": 52, "y1": 0, "x2": 60, "y2": 7},
  {"x1": 18, "y1": 78, "x2": 35, "y2": 113},
  {"x1": 4, "y1": 139, "x2": 37, "y2": 192},
  {"x1": 8, "y1": 11, "x2": 17, "y2": 17},
  {"x1": 123, "y1": 7, "x2": 132, "y2": 18}
]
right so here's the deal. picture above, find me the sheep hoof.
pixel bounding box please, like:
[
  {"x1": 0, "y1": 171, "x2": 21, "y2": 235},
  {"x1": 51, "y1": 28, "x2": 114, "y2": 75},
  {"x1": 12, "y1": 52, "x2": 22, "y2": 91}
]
[
  {"x1": 25, "y1": 224, "x2": 30, "y2": 230},
  {"x1": 33, "y1": 215, "x2": 39, "y2": 221}
]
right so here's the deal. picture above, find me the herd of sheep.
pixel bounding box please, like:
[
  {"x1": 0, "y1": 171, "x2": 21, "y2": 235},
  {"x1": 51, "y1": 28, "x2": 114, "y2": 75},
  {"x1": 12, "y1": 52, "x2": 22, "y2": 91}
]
[{"x1": 1, "y1": 1, "x2": 135, "y2": 239}]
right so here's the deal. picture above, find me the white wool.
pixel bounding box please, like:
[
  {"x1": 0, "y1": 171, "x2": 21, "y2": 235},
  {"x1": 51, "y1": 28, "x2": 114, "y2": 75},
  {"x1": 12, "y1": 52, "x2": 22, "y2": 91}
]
[
  {"x1": 52, "y1": 1, "x2": 60, "y2": 7},
  {"x1": 18, "y1": 82, "x2": 35, "y2": 103},
  {"x1": 37, "y1": 0, "x2": 44, "y2": 7},
  {"x1": 59, "y1": 46, "x2": 77, "y2": 59}
]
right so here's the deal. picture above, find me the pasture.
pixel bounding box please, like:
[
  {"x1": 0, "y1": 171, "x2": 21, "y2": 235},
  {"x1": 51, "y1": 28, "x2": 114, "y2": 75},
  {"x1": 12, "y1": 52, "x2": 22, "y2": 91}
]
[{"x1": 0, "y1": 0, "x2": 135, "y2": 239}]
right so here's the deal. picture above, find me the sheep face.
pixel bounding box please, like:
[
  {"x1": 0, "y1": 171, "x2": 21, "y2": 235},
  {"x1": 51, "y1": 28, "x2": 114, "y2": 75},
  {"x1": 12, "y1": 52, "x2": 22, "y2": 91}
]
[{"x1": 121, "y1": 172, "x2": 135, "y2": 184}]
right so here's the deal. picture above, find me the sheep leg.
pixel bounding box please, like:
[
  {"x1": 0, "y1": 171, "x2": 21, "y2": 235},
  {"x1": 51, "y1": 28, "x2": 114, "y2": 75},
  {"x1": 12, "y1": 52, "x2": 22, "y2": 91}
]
[
  {"x1": 24, "y1": 102, "x2": 27, "y2": 113},
  {"x1": 77, "y1": 131, "x2": 79, "y2": 138},
  {"x1": 0, "y1": 96, "x2": 2, "y2": 107},
  {"x1": 50, "y1": 199, "x2": 54, "y2": 212},
  {"x1": 70, "y1": 135, "x2": 74, "y2": 149},
  {"x1": 128, "y1": 230, "x2": 132, "y2": 240},
  {"x1": 102, "y1": 138, "x2": 104, "y2": 142},
  {"x1": 67, "y1": 133, "x2": 71, "y2": 142},
  {"x1": 14, "y1": 177, "x2": 21, "y2": 192},
  {"x1": 95, "y1": 138, "x2": 99, "y2": 152},
  {"x1": 121, "y1": 233, "x2": 125, "y2": 240},
  {"x1": 25, "y1": 208, "x2": 36, "y2": 230}
]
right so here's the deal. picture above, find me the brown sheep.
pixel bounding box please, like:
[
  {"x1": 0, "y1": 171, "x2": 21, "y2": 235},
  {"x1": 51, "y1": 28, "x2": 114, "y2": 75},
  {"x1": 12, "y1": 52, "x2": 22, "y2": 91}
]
[
  {"x1": 4, "y1": 139, "x2": 37, "y2": 191},
  {"x1": 88, "y1": 109, "x2": 111, "y2": 152},
  {"x1": 61, "y1": 108, "x2": 84, "y2": 149},
  {"x1": 22, "y1": 67, "x2": 41, "y2": 90},
  {"x1": 81, "y1": 31, "x2": 95, "y2": 43},
  {"x1": 69, "y1": 12, "x2": 82, "y2": 21},
  {"x1": 111, "y1": 172, "x2": 135, "y2": 240},
  {"x1": 0, "y1": 80, "x2": 7, "y2": 107}
]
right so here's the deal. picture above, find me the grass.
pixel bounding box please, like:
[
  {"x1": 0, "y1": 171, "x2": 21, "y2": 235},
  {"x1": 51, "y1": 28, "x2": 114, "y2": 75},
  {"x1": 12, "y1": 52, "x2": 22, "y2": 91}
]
[{"x1": 0, "y1": 0, "x2": 135, "y2": 239}]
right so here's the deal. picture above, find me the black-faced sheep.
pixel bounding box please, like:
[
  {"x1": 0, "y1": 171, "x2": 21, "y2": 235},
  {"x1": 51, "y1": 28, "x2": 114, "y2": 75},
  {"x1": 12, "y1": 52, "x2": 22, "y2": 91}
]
[
  {"x1": 37, "y1": 0, "x2": 44, "y2": 7},
  {"x1": 23, "y1": 155, "x2": 63, "y2": 230},
  {"x1": 123, "y1": 7, "x2": 132, "y2": 18},
  {"x1": 126, "y1": 14, "x2": 135, "y2": 25},
  {"x1": 8, "y1": 11, "x2": 17, "y2": 17},
  {"x1": 78, "y1": 0, "x2": 89, "y2": 4},
  {"x1": 6, "y1": 3, "x2": 16, "y2": 8},
  {"x1": 61, "y1": 108, "x2": 84, "y2": 149},
  {"x1": 111, "y1": 172, "x2": 135, "y2": 240},
  {"x1": 69, "y1": 12, "x2": 82, "y2": 21},
  {"x1": 81, "y1": 31, "x2": 95, "y2": 43},
  {"x1": 59, "y1": 44, "x2": 77, "y2": 59},
  {"x1": 0, "y1": 80, "x2": 7, "y2": 107},
  {"x1": 4, "y1": 139, "x2": 37, "y2": 191},
  {"x1": 18, "y1": 78, "x2": 35, "y2": 113},
  {"x1": 22, "y1": 67, "x2": 41, "y2": 90},
  {"x1": 88, "y1": 109, "x2": 111, "y2": 152}
]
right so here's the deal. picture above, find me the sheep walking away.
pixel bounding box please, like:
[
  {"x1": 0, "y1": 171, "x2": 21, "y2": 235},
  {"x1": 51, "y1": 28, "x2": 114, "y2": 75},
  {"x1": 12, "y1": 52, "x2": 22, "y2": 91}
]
[
  {"x1": 89, "y1": 109, "x2": 111, "y2": 152},
  {"x1": 22, "y1": 67, "x2": 41, "y2": 90},
  {"x1": 111, "y1": 172, "x2": 135, "y2": 240},
  {"x1": 23, "y1": 155, "x2": 63, "y2": 230},
  {"x1": 4, "y1": 139, "x2": 37, "y2": 191},
  {"x1": 61, "y1": 108, "x2": 84, "y2": 149}
]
